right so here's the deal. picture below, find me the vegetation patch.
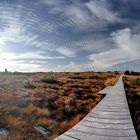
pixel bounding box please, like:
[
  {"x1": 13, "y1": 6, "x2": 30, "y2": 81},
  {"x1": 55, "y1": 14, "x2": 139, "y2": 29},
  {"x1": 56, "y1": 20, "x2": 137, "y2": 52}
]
[
  {"x1": 132, "y1": 78, "x2": 140, "y2": 85},
  {"x1": 41, "y1": 78, "x2": 59, "y2": 84},
  {"x1": 69, "y1": 76, "x2": 86, "y2": 79},
  {"x1": 89, "y1": 75, "x2": 100, "y2": 79},
  {"x1": 124, "y1": 76, "x2": 140, "y2": 139},
  {"x1": 0, "y1": 72, "x2": 118, "y2": 140}
]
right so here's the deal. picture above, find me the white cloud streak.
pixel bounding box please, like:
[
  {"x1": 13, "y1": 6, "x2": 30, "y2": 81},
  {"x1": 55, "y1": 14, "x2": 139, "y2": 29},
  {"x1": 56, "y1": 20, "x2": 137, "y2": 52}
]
[
  {"x1": 53, "y1": 61, "x2": 94, "y2": 72},
  {"x1": 0, "y1": 52, "x2": 65, "y2": 61},
  {"x1": 45, "y1": 0, "x2": 121, "y2": 31},
  {"x1": 0, "y1": 51, "x2": 65, "y2": 72},
  {"x1": 57, "y1": 47, "x2": 76, "y2": 57},
  {"x1": 0, "y1": 60, "x2": 47, "y2": 72},
  {"x1": 86, "y1": 1, "x2": 120, "y2": 23}
]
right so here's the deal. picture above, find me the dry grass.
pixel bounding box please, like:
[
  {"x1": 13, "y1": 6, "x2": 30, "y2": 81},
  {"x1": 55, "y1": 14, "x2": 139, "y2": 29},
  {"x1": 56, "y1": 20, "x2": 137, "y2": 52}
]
[
  {"x1": 0, "y1": 72, "x2": 118, "y2": 140},
  {"x1": 104, "y1": 76, "x2": 119, "y2": 86}
]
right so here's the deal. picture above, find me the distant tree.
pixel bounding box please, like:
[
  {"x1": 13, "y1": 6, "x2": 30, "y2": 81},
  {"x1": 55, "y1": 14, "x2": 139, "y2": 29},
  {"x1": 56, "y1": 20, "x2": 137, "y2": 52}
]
[
  {"x1": 114, "y1": 71, "x2": 119, "y2": 74},
  {"x1": 131, "y1": 71, "x2": 140, "y2": 76},
  {"x1": 124, "y1": 70, "x2": 130, "y2": 75}
]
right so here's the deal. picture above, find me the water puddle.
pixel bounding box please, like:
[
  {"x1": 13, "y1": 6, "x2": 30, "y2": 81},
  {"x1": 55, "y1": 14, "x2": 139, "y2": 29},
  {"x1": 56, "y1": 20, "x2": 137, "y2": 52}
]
[{"x1": 0, "y1": 128, "x2": 8, "y2": 137}]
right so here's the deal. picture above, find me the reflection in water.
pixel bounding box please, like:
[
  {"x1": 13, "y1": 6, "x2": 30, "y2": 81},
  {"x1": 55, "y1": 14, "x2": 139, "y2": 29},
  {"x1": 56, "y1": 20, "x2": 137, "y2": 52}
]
[{"x1": 0, "y1": 128, "x2": 8, "y2": 137}]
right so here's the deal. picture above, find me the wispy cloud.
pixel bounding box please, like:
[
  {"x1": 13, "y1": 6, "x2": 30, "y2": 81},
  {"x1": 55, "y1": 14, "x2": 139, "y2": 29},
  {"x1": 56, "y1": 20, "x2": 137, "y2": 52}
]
[
  {"x1": 0, "y1": 59, "x2": 47, "y2": 72},
  {"x1": 41, "y1": 0, "x2": 65, "y2": 6},
  {"x1": 44, "y1": 0, "x2": 121, "y2": 31},
  {"x1": 52, "y1": 61, "x2": 94, "y2": 72},
  {"x1": 0, "y1": 51, "x2": 65, "y2": 61},
  {"x1": 57, "y1": 47, "x2": 76, "y2": 57},
  {"x1": 0, "y1": 1, "x2": 58, "y2": 48},
  {"x1": 0, "y1": 51, "x2": 65, "y2": 72},
  {"x1": 86, "y1": 1, "x2": 120, "y2": 23}
]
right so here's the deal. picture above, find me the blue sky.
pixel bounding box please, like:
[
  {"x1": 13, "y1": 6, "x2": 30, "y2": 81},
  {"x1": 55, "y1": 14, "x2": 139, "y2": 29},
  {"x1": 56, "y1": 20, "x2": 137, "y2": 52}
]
[{"x1": 0, "y1": 0, "x2": 140, "y2": 72}]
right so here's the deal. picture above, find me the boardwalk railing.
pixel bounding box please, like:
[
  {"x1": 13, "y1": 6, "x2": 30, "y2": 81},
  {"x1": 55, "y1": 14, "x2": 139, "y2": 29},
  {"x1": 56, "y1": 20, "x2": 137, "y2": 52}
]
[{"x1": 55, "y1": 76, "x2": 138, "y2": 140}]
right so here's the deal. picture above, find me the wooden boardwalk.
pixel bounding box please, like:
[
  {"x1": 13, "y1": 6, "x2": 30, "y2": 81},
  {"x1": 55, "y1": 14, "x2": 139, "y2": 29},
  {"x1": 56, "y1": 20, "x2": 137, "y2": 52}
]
[{"x1": 55, "y1": 76, "x2": 138, "y2": 140}]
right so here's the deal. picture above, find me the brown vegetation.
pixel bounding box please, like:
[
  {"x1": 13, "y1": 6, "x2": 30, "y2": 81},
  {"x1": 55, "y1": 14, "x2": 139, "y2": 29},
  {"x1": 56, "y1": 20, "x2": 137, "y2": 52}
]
[
  {"x1": 0, "y1": 72, "x2": 118, "y2": 140},
  {"x1": 123, "y1": 75, "x2": 140, "y2": 139}
]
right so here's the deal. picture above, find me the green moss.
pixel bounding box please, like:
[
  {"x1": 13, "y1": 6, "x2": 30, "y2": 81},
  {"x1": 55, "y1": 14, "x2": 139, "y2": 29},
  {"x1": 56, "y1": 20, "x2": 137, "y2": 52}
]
[{"x1": 132, "y1": 78, "x2": 140, "y2": 85}]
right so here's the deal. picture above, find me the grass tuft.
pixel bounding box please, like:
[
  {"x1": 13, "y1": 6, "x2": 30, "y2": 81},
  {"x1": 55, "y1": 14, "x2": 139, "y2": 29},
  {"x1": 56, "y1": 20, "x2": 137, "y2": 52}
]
[{"x1": 132, "y1": 78, "x2": 140, "y2": 85}]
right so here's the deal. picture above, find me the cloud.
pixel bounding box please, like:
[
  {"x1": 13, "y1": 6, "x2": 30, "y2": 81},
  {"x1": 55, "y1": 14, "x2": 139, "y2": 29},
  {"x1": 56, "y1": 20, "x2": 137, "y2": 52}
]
[
  {"x1": 0, "y1": 51, "x2": 65, "y2": 72},
  {"x1": 88, "y1": 28, "x2": 140, "y2": 70},
  {"x1": 86, "y1": 0, "x2": 120, "y2": 23},
  {"x1": 41, "y1": 0, "x2": 65, "y2": 6},
  {"x1": 44, "y1": 0, "x2": 121, "y2": 31},
  {"x1": 74, "y1": 35, "x2": 115, "y2": 54},
  {"x1": 109, "y1": 59, "x2": 140, "y2": 71},
  {"x1": 0, "y1": 13, "x2": 57, "y2": 52},
  {"x1": 0, "y1": 24, "x2": 27, "y2": 46},
  {"x1": 0, "y1": 51, "x2": 65, "y2": 61},
  {"x1": 57, "y1": 47, "x2": 76, "y2": 57},
  {"x1": 0, "y1": 1, "x2": 57, "y2": 49},
  {"x1": 53, "y1": 61, "x2": 94, "y2": 72},
  {"x1": 0, "y1": 59, "x2": 47, "y2": 72}
]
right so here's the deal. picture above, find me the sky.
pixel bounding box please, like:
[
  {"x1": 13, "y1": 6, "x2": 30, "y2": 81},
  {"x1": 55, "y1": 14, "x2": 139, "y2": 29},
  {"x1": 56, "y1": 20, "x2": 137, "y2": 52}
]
[{"x1": 0, "y1": 0, "x2": 140, "y2": 72}]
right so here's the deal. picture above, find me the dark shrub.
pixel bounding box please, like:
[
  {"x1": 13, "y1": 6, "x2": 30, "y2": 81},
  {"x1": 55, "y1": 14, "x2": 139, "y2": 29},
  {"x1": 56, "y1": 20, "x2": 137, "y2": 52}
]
[
  {"x1": 89, "y1": 75, "x2": 99, "y2": 79},
  {"x1": 41, "y1": 78, "x2": 59, "y2": 84},
  {"x1": 131, "y1": 71, "x2": 140, "y2": 76},
  {"x1": 124, "y1": 70, "x2": 130, "y2": 75},
  {"x1": 69, "y1": 76, "x2": 86, "y2": 79}
]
